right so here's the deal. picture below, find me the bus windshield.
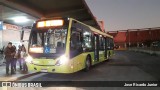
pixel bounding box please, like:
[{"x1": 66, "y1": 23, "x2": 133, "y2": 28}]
[{"x1": 29, "y1": 28, "x2": 67, "y2": 55}]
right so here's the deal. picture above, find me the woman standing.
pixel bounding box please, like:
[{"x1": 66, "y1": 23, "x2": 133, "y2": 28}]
[{"x1": 21, "y1": 45, "x2": 28, "y2": 72}]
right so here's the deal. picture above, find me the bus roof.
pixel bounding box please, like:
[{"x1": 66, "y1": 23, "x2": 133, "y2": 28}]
[
  {"x1": 72, "y1": 18, "x2": 113, "y2": 39},
  {"x1": 5, "y1": 0, "x2": 101, "y2": 30}
]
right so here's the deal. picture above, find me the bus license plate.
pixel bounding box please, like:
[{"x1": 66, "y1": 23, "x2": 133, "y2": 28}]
[{"x1": 41, "y1": 69, "x2": 47, "y2": 72}]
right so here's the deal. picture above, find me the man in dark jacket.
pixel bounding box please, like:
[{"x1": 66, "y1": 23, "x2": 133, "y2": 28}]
[{"x1": 4, "y1": 42, "x2": 15, "y2": 75}]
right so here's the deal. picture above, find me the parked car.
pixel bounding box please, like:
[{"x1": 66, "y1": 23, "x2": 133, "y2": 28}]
[{"x1": 151, "y1": 41, "x2": 160, "y2": 48}]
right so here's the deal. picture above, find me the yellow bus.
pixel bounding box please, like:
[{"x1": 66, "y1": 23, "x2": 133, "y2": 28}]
[{"x1": 25, "y1": 18, "x2": 114, "y2": 73}]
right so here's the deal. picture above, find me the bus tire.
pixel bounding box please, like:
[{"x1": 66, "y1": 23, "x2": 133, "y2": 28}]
[{"x1": 85, "y1": 56, "x2": 91, "y2": 71}]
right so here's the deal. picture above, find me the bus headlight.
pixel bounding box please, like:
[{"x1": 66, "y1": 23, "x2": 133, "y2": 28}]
[
  {"x1": 55, "y1": 55, "x2": 68, "y2": 66},
  {"x1": 25, "y1": 55, "x2": 33, "y2": 63}
]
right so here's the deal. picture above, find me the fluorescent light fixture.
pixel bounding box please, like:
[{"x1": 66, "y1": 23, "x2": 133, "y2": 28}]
[{"x1": 12, "y1": 16, "x2": 29, "y2": 23}]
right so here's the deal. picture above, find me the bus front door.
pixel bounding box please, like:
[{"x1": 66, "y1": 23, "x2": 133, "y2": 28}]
[{"x1": 104, "y1": 38, "x2": 107, "y2": 59}]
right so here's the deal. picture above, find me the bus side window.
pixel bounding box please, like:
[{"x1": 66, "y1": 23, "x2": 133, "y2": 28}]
[
  {"x1": 99, "y1": 35, "x2": 105, "y2": 51},
  {"x1": 110, "y1": 39, "x2": 114, "y2": 49},
  {"x1": 82, "y1": 31, "x2": 92, "y2": 52},
  {"x1": 70, "y1": 31, "x2": 83, "y2": 58},
  {"x1": 106, "y1": 38, "x2": 110, "y2": 50},
  {"x1": 70, "y1": 33, "x2": 77, "y2": 49}
]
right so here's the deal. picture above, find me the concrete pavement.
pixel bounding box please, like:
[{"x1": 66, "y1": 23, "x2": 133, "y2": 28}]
[
  {"x1": 0, "y1": 65, "x2": 39, "y2": 81},
  {"x1": 129, "y1": 47, "x2": 160, "y2": 56},
  {"x1": 0, "y1": 54, "x2": 38, "y2": 81}
]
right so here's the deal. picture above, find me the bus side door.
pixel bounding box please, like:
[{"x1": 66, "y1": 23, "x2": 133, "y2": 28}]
[
  {"x1": 70, "y1": 29, "x2": 83, "y2": 72},
  {"x1": 94, "y1": 34, "x2": 99, "y2": 61}
]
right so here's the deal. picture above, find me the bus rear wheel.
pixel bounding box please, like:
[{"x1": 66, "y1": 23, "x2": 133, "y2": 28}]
[{"x1": 85, "y1": 56, "x2": 91, "y2": 71}]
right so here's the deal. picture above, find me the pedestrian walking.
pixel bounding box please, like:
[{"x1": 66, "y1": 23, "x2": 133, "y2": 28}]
[{"x1": 4, "y1": 42, "x2": 15, "y2": 75}]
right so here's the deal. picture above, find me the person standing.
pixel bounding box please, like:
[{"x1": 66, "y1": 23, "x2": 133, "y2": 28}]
[
  {"x1": 21, "y1": 45, "x2": 28, "y2": 72},
  {"x1": 17, "y1": 45, "x2": 22, "y2": 70},
  {"x1": 12, "y1": 45, "x2": 17, "y2": 72},
  {"x1": 4, "y1": 42, "x2": 15, "y2": 75}
]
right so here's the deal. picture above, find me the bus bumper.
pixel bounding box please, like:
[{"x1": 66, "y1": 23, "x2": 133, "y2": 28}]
[{"x1": 26, "y1": 63, "x2": 73, "y2": 73}]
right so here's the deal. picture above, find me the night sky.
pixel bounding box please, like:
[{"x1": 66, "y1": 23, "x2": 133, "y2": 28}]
[{"x1": 86, "y1": 0, "x2": 160, "y2": 31}]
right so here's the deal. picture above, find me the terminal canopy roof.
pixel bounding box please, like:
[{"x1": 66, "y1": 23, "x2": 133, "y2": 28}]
[{"x1": 4, "y1": 0, "x2": 101, "y2": 30}]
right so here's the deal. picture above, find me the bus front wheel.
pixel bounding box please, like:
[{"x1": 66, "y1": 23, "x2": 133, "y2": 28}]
[{"x1": 85, "y1": 56, "x2": 91, "y2": 71}]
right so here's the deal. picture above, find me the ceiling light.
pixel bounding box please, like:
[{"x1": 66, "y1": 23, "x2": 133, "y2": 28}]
[{"x1": 12, "y1": 16, "x2": 29, "y2": 23}]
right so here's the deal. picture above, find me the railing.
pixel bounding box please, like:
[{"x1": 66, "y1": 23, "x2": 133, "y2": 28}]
[
  {"x1": 129, "y1": 47, "x2": 160, "y2": 51},
  {"x1": 128, "y1": 47, "x2": 160, "y2": 56},
  {"x1": 0, "y1": 46, "x2": 5, "y2": 54}
]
